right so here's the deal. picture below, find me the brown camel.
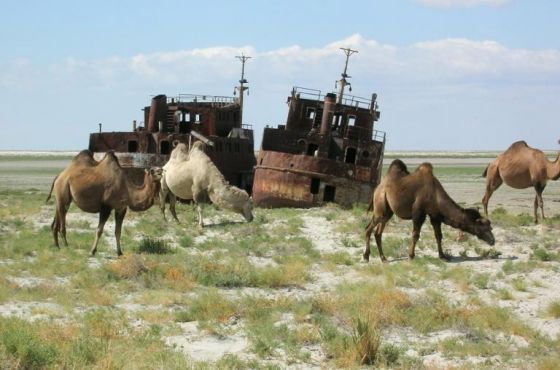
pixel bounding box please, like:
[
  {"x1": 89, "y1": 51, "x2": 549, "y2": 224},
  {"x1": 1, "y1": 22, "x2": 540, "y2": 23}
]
[
  {"x1": 364, "y1": 159, "x2": 495, "y2": 263},
  {"x1": 482, "y1": 140, "x2": 560, "y2": 223},
  {"x1": 46, "y1": 150, "x2": 162, "y2": 256}
]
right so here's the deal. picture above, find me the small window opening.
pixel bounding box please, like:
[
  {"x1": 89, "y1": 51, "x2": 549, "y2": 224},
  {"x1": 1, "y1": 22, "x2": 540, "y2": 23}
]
[
  {"x1": 234, "y1": 143, "x2": 240, "y2": 152},
  {"x1": 226, "y1": 143, "x2": 232, "y2": 152},
  {"x1": 323, "y1": 185, "x2": 336, "y2": 202},
  {"x1": 348, "y1": 115, "x2": 356, "y2": 126},
  {"x1": 160, "y1": 140, "x2": 170, "y2": 155},
  {"x1": 331, "y1": 114, "x2": 341, "y2": 129},
  {"x1": 310, "y1": 178, "x2": 320, "y2": 194},
  {"x1": 259, "y1": 158, "x2": 263, "y2": 165},
  {"x1": 345, "y1": 147, "x2": 357, "y2": 164},
  {"x1": 306, "y1": 107, "x2": 316, "y2": 120},
  {"x1": 216, "y1": 142, "x2": 223, "y2": 152},
  {"x1": 128, "y1": 140, "x2": 138, "y2": 153},
  {"x1": 184, "y1": 112, "x2": 191, "y2": 122},
  {"x1": 306, "y1": 143, "x2": 319, "y2": 156},
  {"x1": 195, "y1": 113, "x2": 201, "y2": 123}
]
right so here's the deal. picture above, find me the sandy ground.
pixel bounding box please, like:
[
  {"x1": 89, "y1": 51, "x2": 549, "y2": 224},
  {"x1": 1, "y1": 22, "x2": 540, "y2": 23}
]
[{"x1": 1, "y1": 153, "x2": 560, "y2": 368}]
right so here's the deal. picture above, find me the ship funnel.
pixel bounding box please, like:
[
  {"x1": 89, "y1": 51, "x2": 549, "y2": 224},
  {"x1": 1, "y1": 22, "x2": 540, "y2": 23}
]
[
  {"x1": 147, "y1": 95, "x2": 167, "y2": 133},
  {"x1": 320, "y1": 93, "x2": 336, "y2": 135}
]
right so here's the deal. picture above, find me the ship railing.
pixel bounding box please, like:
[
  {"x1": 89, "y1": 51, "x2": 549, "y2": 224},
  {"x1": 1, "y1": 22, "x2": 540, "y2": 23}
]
[
  {"x1": 293, "y1": 86, "x2": 323, "y2": 101},
  {"x1": 168, "y1": 94, "x2": 237, "y2": 107},
  {"x1": 338, "y1": 94, "x2": 372, "y2": 110},
  {"x1": 242, "y1": 123, "x2": 253, "y2": 130},
  {"x1": 293, "y1": 87, "x2": 373, "y2": 110}
]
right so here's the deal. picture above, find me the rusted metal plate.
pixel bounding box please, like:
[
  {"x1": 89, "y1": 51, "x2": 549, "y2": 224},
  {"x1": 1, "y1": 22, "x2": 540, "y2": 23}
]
[{"x1": 253, "y1": 85, "x2": 385, "y2": 208}]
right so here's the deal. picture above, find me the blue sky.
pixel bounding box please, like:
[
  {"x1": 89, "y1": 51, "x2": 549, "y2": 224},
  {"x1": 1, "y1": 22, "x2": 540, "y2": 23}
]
[{"x1": 1, "y1": 0, "x2": 559, "y2": 150}]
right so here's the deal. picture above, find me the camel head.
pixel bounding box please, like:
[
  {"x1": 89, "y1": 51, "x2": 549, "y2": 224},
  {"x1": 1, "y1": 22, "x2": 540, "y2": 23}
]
[
  {"x1": 146, "y1": 167, "x2": 163, "y2": 181},
  {"x1": 241, "y1": 196, "x2": 254, "y2": 222},
  {"x1": 464, "y1": 208, "x2": 495, "y2": 246}
]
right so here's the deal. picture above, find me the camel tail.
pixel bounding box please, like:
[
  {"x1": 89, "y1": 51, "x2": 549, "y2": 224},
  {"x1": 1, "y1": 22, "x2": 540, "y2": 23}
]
[
  {"x1": 46, "y1": 175, "x2": 58, "y2": 203},
  {"x1": 482, "y1": 165, "x2": 489, "y2": 178},
  {"x1": 366, "y1": 195, "x2": 374, "y2": 214}
]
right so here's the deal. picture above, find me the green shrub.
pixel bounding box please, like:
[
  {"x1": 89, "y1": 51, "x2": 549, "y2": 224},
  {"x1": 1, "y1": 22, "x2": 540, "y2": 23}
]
[{"x1": 136, "y1": 236, "x2": 173, "y2": 254}]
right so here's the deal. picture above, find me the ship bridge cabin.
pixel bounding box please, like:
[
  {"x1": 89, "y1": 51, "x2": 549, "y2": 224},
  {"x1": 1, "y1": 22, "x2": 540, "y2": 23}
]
[
  {"x1": 253, "y1": 87, "x2": 386, "y2": 208},
  {"x1": 88, "y1": 93, "x2": 255, "y2": 191}
]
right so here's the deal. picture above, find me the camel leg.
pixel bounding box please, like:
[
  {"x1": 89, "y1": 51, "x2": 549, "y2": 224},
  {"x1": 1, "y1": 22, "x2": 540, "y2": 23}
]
[
  {"x1": 169, "y1": 192, "x2": 180, "y2": 223},
  {"x1": 51, "y1": 214, "x2": 60, "y2": 248},
  {"x1": 482, "y1": 164, "x2": 502, "y2": 217},
  {"x1": 159, "y1": 175, "x2": 169, "y2": 221},
  {"x1": 534, "y1": 184, "x2": 545, "y2": 223},
  {"x1": 430, "y1": 217, "x2": 450, "y2": 260},
  {"x1": 374, "y1": 219, "x2": 390, "y2": 263},
  {"x1": 90, "y1": 207, "x2": 111, "y2": 256},
  {"x1": 60, "y1": 202, "x2": 69, "y2": 247},
  {"x1": 114, "y1": 208, "x2": 127, "y2": 257},
  {"x1": 196, "y1": 203, "x2": 204, "y2": 228},
  {"x1": 408, "y1": 213, "x2": 426, "y2": 260},
  {"x1": 364, "y1": 219, "x2": 374, "y2": 262}
]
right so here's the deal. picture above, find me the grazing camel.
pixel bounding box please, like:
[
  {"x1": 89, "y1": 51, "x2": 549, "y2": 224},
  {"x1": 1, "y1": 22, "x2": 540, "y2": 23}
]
[
  {"x1": 364, "y1": 159, "x2": 495, "y2": 263},
  {"x1": 160, "y1": 141, "x2": 253, "y2": 227},
  {"x1": 482, "y1": 140, "x2": 560, "y2": 223},
  {"x1": 46, "y1": 150, "x2": 162, "y2": 256}
]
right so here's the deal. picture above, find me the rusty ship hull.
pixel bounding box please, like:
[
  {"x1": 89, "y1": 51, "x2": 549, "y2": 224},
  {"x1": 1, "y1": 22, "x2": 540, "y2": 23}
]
[
  {"x1": 88, "y1": 94, "x2": 255, "y2": 191},
  {"x1": 253, "y1": 87, "x2": 385, "y2": 208}
]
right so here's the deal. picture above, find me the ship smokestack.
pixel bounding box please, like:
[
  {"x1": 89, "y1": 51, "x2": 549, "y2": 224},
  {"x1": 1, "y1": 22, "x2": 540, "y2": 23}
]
[
  {"x1": 320, "y1": 93, "x2": 336, "y2": 135},
  {"x1": 147, "y1": 95, "x2": 167, "y2": 132}
]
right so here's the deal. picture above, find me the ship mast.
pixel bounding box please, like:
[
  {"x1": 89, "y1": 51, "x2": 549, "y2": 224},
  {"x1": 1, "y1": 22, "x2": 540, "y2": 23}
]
[
  {"x1": 234, "y1": 53, "x2": 251, "y2": 126},
  {"x1": 336, "y1": 47, "x2": 358, "y2": 104}
]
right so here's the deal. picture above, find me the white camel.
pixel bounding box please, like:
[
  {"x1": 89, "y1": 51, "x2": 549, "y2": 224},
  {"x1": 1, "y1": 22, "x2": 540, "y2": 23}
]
[{"x1": 160, "y1": 141, "x2": 254, "y2": 227}]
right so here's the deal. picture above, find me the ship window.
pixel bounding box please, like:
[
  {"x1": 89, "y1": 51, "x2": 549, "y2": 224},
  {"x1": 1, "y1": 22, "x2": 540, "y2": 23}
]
[
  {"x1": 226, "y1": 143, "x2": 232, "y2": 152},
  {"x1": 195, "y1": 114, "x2": 201, "y2": 123},
  {"x1": 128, "y1": 140, "x2": 138, "y2": 153},
  {"x1": 345, "y1": 147, "x2": 357, "y2": 164},
  {"x1": 362, "y1": 150, "x2": 370, "y2": 158},
  {"x1": 310, "y1": 178, "x2": 320, "y2": 194},
  {"x1": 306, "y1": 107, "x2": 316, "y2": 120},
  {"x1": 234, "y1": 143, "x2": 240, "y2": 152},
  {"x1": 323, "y1": 185, "x2": 336, "y2": 202},
  {"x1": 348, "y1": 115, "x2": 356, "y2": 126},
  {"x1": 184, "y1": 112, "x2": 191, "y2": 122},
  {"x1": 160, "y1": 140, "x2": 171, "y2": 155},
  {"x1": 332, "y1": 114, "x2": 341, "y2": 129},
  {"x1": 306, "y1": 143, "x2": 319, "y2": 156}
]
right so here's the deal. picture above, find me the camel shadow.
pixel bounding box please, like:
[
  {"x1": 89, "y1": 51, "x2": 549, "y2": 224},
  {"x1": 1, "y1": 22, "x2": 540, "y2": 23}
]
[
  {"x1": 447, "y1": 255, "x2": 518, "y2": 264},
  {"x1": 202, "y1": 220, "x2": 247, "y2": 228}
]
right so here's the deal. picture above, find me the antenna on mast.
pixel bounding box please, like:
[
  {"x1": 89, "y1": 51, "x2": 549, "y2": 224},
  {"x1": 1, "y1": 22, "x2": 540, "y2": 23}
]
[
  {"x1": 234, "y1": 53, "x2": 251, "y2": 125},
  {"x1": 336, "y1": 47, "x2": 358, "y2": 104}
]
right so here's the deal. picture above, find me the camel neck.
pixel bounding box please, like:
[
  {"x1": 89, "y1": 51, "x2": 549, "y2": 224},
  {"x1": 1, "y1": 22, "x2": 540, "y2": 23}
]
[
  {"x1": 437, "y1": 191, "x2": 474, "y2": 233},
  {"x1": 547, "y1": 152, "x2": 560, "y2": 180},
  {"x1": 127, "y1": 174, "x2": 156, "y2": 211}
]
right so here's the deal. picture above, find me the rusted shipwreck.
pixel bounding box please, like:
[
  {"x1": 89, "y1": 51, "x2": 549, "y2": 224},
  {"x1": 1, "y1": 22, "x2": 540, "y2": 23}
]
[
  {"x1": 88, "y1": 56, "x2": 255, "y2": 192},
  {"x1": 252, "y1": 48, "x2": 386, "y2": 208}
]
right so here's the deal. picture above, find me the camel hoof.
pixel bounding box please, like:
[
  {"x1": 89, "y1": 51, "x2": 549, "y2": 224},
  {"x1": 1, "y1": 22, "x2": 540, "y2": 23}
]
[
  {"x1": 439, "y1": 253, "x2": 452, "y2": 261},
  {"x1": 381, "y1": 257, "x2": 388, "y2": 264},
  {"x1": 362, "y1": 253, "x2": 370, "y2": 262},
  {"x1": 408, "y1": 254, "x2": 415, "y2": 260}
]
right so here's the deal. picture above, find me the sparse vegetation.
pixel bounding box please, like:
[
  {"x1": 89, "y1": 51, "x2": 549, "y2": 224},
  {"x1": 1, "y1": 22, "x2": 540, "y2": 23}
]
[{"x1": 1, "y1": 157, "x2": 560, "y2": 368}]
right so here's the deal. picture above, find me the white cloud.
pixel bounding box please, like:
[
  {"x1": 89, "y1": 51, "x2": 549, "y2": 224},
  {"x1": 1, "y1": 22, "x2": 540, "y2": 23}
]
[
  {"x1": 415, "y1": 0, "x2": 510, "y2": 8},
  {"x1": 2, "y1": 34, "x2": 560, "y2": 150}
]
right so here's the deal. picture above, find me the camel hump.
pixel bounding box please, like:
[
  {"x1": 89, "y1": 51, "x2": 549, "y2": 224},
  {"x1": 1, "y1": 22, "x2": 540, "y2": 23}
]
[
  {"x1": 417, "y1": 162, "x2": 434, "y2": 174},
  {"x1": 191, "y1": 141, "x2": 206, "y2": 151},
  {"x1": 388, "y1": 159, "x2": 409, "y2": 174},
  {"x1": 509, "y1": 140, "x2": 529, "y2": 150},
  {"x1": 72, "y1": 150, "x2": 97, "y2": 165}
]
